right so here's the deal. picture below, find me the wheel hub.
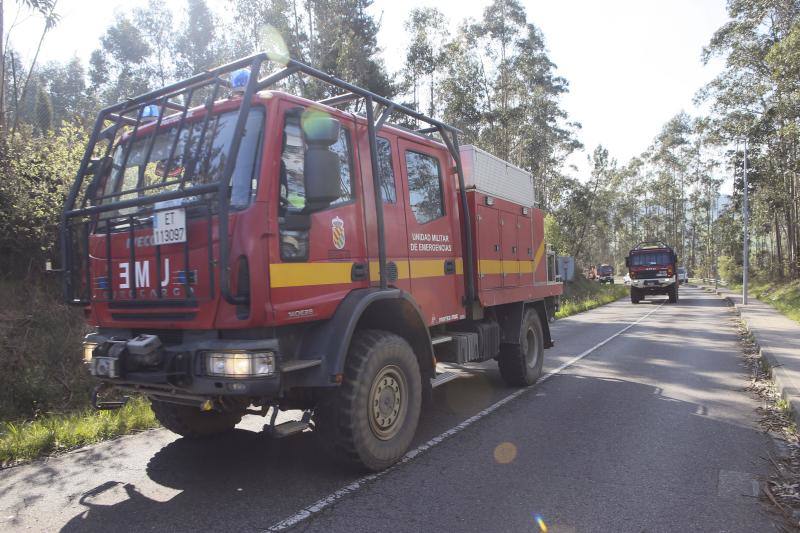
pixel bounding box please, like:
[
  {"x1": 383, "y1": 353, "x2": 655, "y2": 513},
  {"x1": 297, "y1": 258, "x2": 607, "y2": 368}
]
[{"x1": 369, "y1": 366, "x2": 406, "y2": 440}]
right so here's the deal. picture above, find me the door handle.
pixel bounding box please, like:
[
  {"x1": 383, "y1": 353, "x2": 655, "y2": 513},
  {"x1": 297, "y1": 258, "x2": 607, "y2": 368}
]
[
  {"x1": 351, "y1": 262, "x2": 368, "y2": 281},
  {"x1": 444, "y1": 259, "x2": 456, "y2": 275}
]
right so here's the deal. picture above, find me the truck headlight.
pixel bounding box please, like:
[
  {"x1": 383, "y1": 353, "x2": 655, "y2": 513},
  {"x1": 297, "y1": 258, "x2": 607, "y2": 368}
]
[
  {"x1": 83, "y1": 342, "x2": 99, "y2": 363},
  {"x1": 204, "y1": 351, "x2": 275, "y2": 377}
]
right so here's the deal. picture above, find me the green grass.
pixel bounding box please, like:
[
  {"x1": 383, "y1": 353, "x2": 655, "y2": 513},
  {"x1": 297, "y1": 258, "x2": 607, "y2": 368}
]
[
  {"x1": 555, "y1": 279, "x2": 629, "y2": 319},
  {"x1": 0, "y1": 396, "x2": 158, "y2": 466},
  {"x1": 729, "y1": 279, "x2": 800, "y2": 325}
]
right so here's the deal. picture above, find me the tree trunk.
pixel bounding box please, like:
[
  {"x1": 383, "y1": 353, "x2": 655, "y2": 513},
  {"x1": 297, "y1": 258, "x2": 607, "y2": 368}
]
[
  {"x1": 0, "y1": 0, "x2": 5, "y2": 143},
  {"x1": 12, "y1": 10, "x2": 52, "y2": 137},
  {"x1": 776, "y1": 210, "x2": 784, "y2": 280}
]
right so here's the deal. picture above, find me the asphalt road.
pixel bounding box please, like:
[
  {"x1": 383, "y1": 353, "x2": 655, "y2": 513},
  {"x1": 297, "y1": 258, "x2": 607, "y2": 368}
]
[{"x1": 0, "y1": 286, "x2": 778, "y2": 532}]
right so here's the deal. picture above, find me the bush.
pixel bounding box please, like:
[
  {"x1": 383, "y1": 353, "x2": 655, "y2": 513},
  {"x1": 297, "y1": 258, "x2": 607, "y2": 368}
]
[
  {"x1": 718, "y1": 255, "x2": 742, "y2": 284},
  {"x1": 0, "y1": 278, "x2": 90, "y2": 421},
  {"x1": 0, "y1": 124, "x2": 87, "y2": 276}
]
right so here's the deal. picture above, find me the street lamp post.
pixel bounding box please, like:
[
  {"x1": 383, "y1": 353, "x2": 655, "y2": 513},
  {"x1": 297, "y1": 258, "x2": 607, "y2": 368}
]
[{"x1": 742, "y1": 139, "x2": 749, "y2": 305}]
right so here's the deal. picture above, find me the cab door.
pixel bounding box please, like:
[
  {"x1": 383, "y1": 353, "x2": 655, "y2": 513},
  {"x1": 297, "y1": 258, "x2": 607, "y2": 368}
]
[
  {"x1": 268, "y1": 103, "x2": 368, "y2": 323},
  {"x1": 356, "y1": 129, "x2": 411, "y2": 293},
  {"x1": 397, "y1": 139, "x2": 464, "y2": 326}
]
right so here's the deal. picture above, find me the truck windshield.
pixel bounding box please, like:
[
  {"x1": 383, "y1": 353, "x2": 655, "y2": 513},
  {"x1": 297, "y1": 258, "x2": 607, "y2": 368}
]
[
  {"x1": 99, "y1": 107, "x2": 264, "y2": 214},
  {"x1": 630, "y1": 252, "x2": 672, "y2": 266}
]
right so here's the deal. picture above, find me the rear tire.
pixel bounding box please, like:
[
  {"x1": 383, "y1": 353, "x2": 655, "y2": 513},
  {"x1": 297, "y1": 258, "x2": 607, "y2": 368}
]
[
  {"x1": 314, "y1": 330, "x2": 422, "y2": 472},
  {"x1": 498, "y1": 308, "x2": 544, "y2": 386},
  {"x1": 150, "y1": 399, "x2": 242, "y2": 438}
]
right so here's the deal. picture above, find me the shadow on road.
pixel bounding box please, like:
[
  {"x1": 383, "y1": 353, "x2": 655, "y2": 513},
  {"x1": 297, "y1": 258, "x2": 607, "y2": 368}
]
[{"x1": 58, "y1": 366, "x2": 772, "y2": 532}]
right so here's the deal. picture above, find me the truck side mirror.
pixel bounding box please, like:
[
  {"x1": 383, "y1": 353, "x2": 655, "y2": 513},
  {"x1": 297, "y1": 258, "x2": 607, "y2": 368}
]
[
  {"x1": 303, "y1": 115, "x2": 342, "y2": 212},
  {"x1": 624, "y1": 257, "x2": 630, "y2": 268}
]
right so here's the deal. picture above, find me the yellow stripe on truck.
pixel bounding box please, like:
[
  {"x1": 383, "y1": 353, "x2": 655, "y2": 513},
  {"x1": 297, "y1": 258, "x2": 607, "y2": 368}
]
[
  {"x1": 478, "y1": 259, "x2": 503, "y2": 275},
  {"x1": 271, "y1": 258, "x2": 465, "y2": 288},
  {"x1": 270, "y1": 252, "x2": 543, "y2": 288},
  {"x1": 532, "y1": 240, "x2": 546, "y2": 273},
  {"x1": 270, "y1": 262, "x2": 353, "y2": 288},
  {"x1": 478, "y1": 246, "x2": 545, "y2": 277}
]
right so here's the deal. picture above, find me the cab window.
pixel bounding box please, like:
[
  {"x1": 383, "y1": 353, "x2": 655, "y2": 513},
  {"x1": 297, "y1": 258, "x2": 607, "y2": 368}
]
[
  {"x1": 405, "y1": 150, "x2": 444, "y2": 224},
  {"x1": 280, "y1": 110, "x2": 353, "y2": 214},
  {"x1": 377, "y1": 137, "x2": 396, "y2": 203}
]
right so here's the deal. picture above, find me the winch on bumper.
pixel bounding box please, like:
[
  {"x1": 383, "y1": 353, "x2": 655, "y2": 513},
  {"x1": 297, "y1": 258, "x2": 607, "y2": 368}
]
[{"x1": 83, "y1": 332, "x2": 282, "y2": 400}]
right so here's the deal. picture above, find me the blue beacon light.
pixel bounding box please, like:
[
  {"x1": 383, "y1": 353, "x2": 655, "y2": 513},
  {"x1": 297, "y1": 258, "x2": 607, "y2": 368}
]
[
  {"x1": 141, "y1": 104, "x2": 160, "y2": 121},
  {"x1": 231, "y1": 69, "x2": 250, "y2": 93}
]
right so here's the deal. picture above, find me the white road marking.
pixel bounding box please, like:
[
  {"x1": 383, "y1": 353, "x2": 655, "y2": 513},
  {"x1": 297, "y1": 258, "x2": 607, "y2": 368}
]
[{"x1": 266, "y1": 302, "x2": 665, "y2": 532}]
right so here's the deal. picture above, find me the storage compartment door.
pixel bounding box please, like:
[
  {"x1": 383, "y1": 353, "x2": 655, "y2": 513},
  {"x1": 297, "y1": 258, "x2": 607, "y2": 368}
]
[
  {"x1": 500, "y1": 211, "x2": 519, "y2": 287},
  {"x1": 518, "y1": 214, "x2": 533, "y2": 286},
  {"x1": 476, "y1": 204, "x2": 501, "y2": 290}
]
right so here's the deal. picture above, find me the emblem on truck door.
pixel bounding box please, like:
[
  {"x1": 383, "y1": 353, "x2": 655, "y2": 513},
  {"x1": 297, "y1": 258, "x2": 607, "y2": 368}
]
[{"x1": 332, "y1": 216, "x2": 346, "y2": 250}]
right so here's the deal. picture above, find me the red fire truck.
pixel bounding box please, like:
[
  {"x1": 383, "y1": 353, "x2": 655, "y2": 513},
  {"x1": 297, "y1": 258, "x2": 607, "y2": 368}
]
[
  {"x1": 60, "y1": 54, "x2": 562, "y2": 471},
  {"x1": 625, "y1": 241, "x2": 679, "y2": 304}
]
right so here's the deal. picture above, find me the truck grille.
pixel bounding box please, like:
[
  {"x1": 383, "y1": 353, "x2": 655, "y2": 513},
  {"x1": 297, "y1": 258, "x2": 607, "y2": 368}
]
[{"x1": 637, "y1": 269, "x2": 666, "y2": 278}]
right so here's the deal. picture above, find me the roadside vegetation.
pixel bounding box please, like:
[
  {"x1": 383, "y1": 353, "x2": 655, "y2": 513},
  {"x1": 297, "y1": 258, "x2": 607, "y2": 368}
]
[
  {"x1": 739, "y1": 280, "x2": 800, "y2": 325},
  {"x1": 714, "y1": 275, "x2": 800, "y2": 326},
  {"x1": 0, "y1": 397, "x2": 157, "y2": 467},
  {"x1": 738, "y1": 320, "x2": 800, "y2": 529},
  {"x1": 555, "y1": 278, "x2": 628, "y2": 319},
  {"x1": 0, "y1": 278, "x2": 160, "y2": 467}
]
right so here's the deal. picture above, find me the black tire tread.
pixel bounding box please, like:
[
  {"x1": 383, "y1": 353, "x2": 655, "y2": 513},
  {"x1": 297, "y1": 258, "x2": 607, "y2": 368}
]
[
  {"x1": 315, "y1": 329, "x2": 421, "y2": 471},
  {"x1": 497, "y1": 309, "x2": 544, "y2": 387}
]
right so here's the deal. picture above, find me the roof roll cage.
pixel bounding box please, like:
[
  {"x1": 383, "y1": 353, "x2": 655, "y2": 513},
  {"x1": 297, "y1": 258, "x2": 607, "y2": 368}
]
[
  {"x1": 60, "y1": 53, "x2": 476, "y2": 313},
  {"x1": 631, "y1": 241, "x2": 673, "y2": 252}
]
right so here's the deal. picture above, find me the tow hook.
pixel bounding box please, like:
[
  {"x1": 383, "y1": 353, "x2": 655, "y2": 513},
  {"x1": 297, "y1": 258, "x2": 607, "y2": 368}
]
[{"x1": 91, "y1": 383, "x2": 130, "y2": 411}]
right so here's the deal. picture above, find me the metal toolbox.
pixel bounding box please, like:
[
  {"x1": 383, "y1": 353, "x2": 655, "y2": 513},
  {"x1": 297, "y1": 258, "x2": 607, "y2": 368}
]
[{"x1": 459, "y1": 145, "x2": 536, "y2": 207}]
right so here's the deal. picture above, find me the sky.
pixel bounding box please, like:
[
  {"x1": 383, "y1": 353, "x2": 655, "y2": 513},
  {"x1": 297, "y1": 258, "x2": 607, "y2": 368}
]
[{"x1": 5, "y1": 0, "x2": 730, "y2": 179}]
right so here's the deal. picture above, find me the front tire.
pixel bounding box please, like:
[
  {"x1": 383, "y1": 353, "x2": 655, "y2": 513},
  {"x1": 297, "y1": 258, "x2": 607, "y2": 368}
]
[
  {"x1": 314, "y1": 330, "x2": 422, "y2": 472},
  {"x1": 631, "y1": 288, "x2": 641, "y2": 304},
  {"x1": 668, "y1": 284, "x2": 678, "y2": 303},
  {"x1": 498, "y1": 308, "x2": 544, "y2": 386},
  {"x1": 150, "y1": 399, "x2": 242, "y2": 438}
]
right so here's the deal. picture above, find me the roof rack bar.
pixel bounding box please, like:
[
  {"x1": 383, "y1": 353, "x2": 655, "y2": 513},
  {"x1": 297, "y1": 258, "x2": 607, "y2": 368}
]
[
  {"x1": 100, "y1": 52, "x2": 272, "y2": 116},
  {"x1": 415, "y1": 126, "x2": 438, "y2": 134},
  {"x1": 108, "y1": 113, "x2": 137, "y2": 126},
  {"x1": 277, "y1": 59, "x2": 463, "y2": 135},
  {"x1": 256, "y1": 65, "x2": 300, "y2": 90},
  {"x1": 162, "y1": 87, "x2": 195, "y2": 183},
  {"x1": 182, "y1": 81, "x2": 221, "y2": 187},
  {"x1": 66, "y1": 182, "x2": 221, "y2": 218},
  {"x1": 317, "y1": 92, "x2": 359, "y2": 106},
  {"x1": 439, "y1": 128, "x2": 475, "y2": 309},
  {"x1": 365, "y1": 96, "x2": 388, "y2": 289},
  {"x1": 138, "y1": 98, "x2": 168, "y2": 189},
  {"x1": 375, "y1": 103, "x2": 395, "y2": 131},
  {"x1": 163, "y1": 100, "x2": 185, "y2": 111}
]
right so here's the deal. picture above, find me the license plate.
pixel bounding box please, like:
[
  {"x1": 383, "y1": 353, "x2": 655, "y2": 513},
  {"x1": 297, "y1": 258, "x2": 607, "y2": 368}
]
[
  {"x1": 153, "y1": 206, "x2": 186, "y2": 245},
  {"x1": 645, "y1": 280, "x2": 658, "y2": 286}
]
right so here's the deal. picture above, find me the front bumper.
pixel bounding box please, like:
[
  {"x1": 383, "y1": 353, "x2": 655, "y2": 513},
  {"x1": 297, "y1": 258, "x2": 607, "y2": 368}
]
[
  {"x1": 631, "y1": 278, "x2": 675, "y2": 291},
  {"x1": 85, "y1": 332, "x2": 282, "y2": 399}
]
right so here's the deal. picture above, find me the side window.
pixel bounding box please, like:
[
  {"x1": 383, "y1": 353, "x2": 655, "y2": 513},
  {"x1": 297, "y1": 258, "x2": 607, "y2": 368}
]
[
  {"x1": 329, "y1": 129, "x2": 354, "y2": 205},
  {"x1": 405, "y1": 150, "x2": 444, "y2": 224},
  {"x1": 377, "y1": 137, "x2": 396, "y2": 203},
  {"x1": 279, "y1": 110, "x2": 354, "y2": 214}
]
